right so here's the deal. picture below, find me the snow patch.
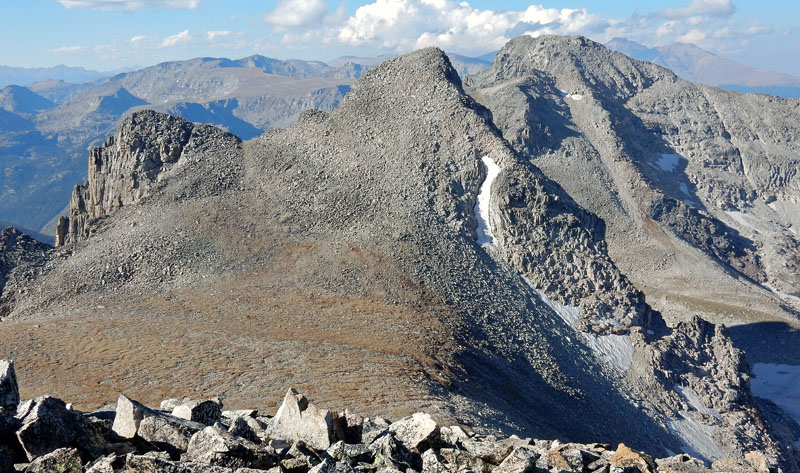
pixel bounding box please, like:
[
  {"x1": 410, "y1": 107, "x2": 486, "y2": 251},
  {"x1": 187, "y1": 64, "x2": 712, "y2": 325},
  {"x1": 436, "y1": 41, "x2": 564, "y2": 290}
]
[
  {"x1": 667, "y1": 412, "x2": 724, "y2": 463},
  {"x1": 679, "y1": 182, "x2": 689, "y2": 195},
  {"x1": 751, "y1": 363, "x2": 800, "y2": 447},
  {"x1": 474, "y1": 156, "x2": 501, "y2": 246},
  {"x1": 657, "y1": 153, "x2": 683, "y2": 172},
  {"x1": 724, "y1": 211, "x2": 758, "y2": 231},
  {"x1": 527, "y1": 282, "x2": 633, "y2": 372},
  {"x1": 557, "y1": 89, "x2": 583, "y2": 100},
  {"x1": 763, "y1": 283, "x2": 800, "y2": 304},
  {"x1": 674, "y1": 386, "x2": 722, "y2": 421}
]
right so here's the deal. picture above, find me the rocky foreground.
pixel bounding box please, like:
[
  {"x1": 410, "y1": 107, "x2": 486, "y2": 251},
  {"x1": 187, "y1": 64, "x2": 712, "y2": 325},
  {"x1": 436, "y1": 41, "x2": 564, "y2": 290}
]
[{"x1": 0, "y1": 361, "x2": 774, "y2": 473}]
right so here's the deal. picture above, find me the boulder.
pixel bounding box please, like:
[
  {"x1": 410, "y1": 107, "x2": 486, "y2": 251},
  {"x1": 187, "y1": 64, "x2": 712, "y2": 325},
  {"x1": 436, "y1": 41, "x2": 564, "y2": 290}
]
[
  {"x1": 281, "y1": 440, "x2": 324, "y2": 471},
  {"x1": 221, "y1": 410, "x2": 258, "y2": 423},
  {"x1": 16, "y1": 396, "x2": 80, "y2": 461},
  {"x1": 23, "y1": 447, "x2": 82, "y2": 473},
  {"x1": 137, "y1": 414, "x2": 205, "y2": 457},
  {"x1": 172, "y1": 399, "x2": 223, "y2": 426},
  {"x1": 368, "y1": 433, "x2": 415, "y2": 471},
  {"x1": 161, "y1": 399, "x2": 182, "y2": 411},
  {"x1": 421, "y1": 449, "x2": 448, "y2": 473},
  {"x1": 439, "y1": 448, "x2": 491, "y2": 473},
  {"x1": 439, "y1": 425, "x2": 469, "y2": 446},
  {"x1": 111, "y1": 393, "x2": 204, "y2": 452},
  {"x1": 361, "y1": 417, "x2": 390, "y2": 445},
  {"x1": 326, "y1": 441, "x2": 371, "y2": 464},
  {"x1": 227, "y1": 416, "x2": 267, "y2": 444},
  {"x1": 609, "y1": 444, "x2": 657, "y2": 473},
  {"x1": 0, "y1": 360, "x2": 19, "y2": 415},
  {"x1": 387, "y1": 412, "x2": 440, "y2": 452},
  {"x1": 266, "y1": 389, "x2": 343, "y2": 450},
  {"x1": 308, "y1": 458, "x2": 356, "y2": 473},
  {"x1": 111, "y1": 395, "x2": 153, "y2": 439},
  {"x1": 184, "y1": 425, "x2": 276, "y2": 469},
  {"x1": 493, "y1": 446, "x2": 540, "y2": 473},
  {"x1": 461, "y1": 436, "x2": 514, "y2": 464}
]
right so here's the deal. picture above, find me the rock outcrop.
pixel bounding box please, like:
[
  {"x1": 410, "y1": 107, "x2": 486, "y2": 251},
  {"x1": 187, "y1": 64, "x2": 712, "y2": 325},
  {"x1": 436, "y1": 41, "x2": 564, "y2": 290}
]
[
  {"x1": 56, "y1": 110, "x2": 242, "y2": 246},
  {"x1": 0, "y1": 227, "x2": 49, "y2": 319},
  {"x1": 0, "y1": 361, "x2": 782, "y2": 473}
]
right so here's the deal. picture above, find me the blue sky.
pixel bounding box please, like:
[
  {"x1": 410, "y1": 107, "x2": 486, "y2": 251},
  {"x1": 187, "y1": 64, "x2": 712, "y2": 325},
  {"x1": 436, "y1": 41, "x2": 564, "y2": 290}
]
[{"x1": 2, "y1": 0, "x2": 799, "y2": 77}]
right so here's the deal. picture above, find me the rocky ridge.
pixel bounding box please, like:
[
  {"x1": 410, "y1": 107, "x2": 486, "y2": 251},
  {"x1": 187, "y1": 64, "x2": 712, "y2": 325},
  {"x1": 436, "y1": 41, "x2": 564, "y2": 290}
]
[
  {"x1": 0, "y1": 360, "x2": 777, "y2": 473},
  {"x1": 465, "y1": 34, "x2": 800, "y2": 323}
]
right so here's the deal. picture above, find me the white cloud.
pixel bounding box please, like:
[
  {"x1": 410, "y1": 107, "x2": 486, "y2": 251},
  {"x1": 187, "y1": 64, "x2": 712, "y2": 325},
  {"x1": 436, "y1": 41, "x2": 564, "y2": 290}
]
[
  {"x1": 335, "y1": 0, "x2": 604, "y2": 53},
  {"x1": 56, "y1": 0, "x2": 199, "y2": 11},
  {"x1": 52, "y1": 45, "x2": 88, "y2": 54},
  {"x1": 160, "y1": 29, "x2": 193, "y2": 47},
  {"x1": 655, "y1": 0, "x2": 735, "y2": 19},
  {"x1": 263, "y1": 0, "x2": 329, "y2": 29}
]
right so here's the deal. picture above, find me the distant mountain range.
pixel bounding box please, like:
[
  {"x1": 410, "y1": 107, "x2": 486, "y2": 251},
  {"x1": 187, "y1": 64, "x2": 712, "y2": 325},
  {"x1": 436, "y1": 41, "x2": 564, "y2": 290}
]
[
  {"x1": 0, "y1": 64, "x2": 113, "y2": 88},
  {"x1": 606, "y1": 37, "x2": 800, "y2": 97},
  {"x1": 0, "y1": 52, "x2": 495, "y2": 237},
  {"x1": 2, "y1": 40, "x2": 800, "y2": 238}
]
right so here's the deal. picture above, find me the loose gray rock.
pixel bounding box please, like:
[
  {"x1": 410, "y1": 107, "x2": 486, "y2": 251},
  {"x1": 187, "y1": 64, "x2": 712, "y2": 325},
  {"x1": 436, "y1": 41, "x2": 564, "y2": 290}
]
[
  {"x1": 227, "y1": 416, "x2": 266, "y2": 445},
  {"x1": 266, "y1": 388, "x2": 342, "y2": 451},
  {"x1": 137, "y1": 414, "x2": 205, "y2": 457},
  {"x1": 23, "y1": 447, "x2": 82, "y2": 473},
  {"x1": 161, "y1": 399, "x2": 182, "y2": 411},
  {"x1": 361, "y1": 418, "x2": 390, "y2": 446},
  {"x1": 172, "y1": 399, "x2": 222, "y2": 426},
  {"x1": 184, "y1": 425, "x2": 276, "y2": 469},
  {"x1": 111, "y1": 395, "x2": 153, "y2": 439},
  {"x1": 16, "y1": 396, "x2": 80, "y2": 461},
  {"x1": 388, "y1": 413, "x2": 440, "y2": 452},
  {"x1": 493, "y1": 446, "x2": 540, "y2": 473}
]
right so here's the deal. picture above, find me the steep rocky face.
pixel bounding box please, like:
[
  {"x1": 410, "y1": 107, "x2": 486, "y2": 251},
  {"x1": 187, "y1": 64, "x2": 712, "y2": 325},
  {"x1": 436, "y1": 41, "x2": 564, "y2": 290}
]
[
  {"x1": 57, "y1": 110, "x2": 242, "y2": 246},
  {"x1": 465, "y1": 35, "x2": 800, "y2": 323},
  {"x1": 0, "y1": 227, "x2": 50, "y2": 319}
]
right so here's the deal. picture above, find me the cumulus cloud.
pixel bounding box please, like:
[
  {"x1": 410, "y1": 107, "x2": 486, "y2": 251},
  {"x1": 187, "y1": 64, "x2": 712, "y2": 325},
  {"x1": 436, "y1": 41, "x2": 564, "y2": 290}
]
[
  {"x1": 52, "y1": 45, "x2": 88, "y2": 54},
  {"x1": 56, "y1": 0, "x2": 199, "y2": 11},
  {"x1": 335, "y1": 0, "x2": 605, "y2": 53},
  {"x1": 160, "y1": 29, "x2": 193, "y2": 47},
  {"x1": 263, "y1": 0, "x2": 329, "y2": 29},
  {"x1": 655, "y1": 0, "x2": 735, "y2": 19}
]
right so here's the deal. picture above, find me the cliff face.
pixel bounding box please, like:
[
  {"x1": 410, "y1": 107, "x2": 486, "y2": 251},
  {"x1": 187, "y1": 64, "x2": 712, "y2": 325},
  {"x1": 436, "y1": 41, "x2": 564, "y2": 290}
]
[{"x1": 56, "y1": 110, "x2": 242, "y2": 246}]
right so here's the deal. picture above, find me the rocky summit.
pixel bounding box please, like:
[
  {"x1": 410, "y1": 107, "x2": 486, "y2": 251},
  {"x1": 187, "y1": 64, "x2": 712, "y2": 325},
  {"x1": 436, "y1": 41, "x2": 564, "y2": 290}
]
[
  {"x1": 0, "y1": 361, "x2": 777, "y2": 473},
  {"x1": 1, "y1": 36, "x2": 800, "y2": 472}
]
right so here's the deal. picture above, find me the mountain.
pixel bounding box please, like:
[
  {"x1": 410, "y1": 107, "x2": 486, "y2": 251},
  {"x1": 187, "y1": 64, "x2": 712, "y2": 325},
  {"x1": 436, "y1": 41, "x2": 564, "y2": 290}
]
[
  {"x1": 607, "y1": 37, "x2": 800, "y2": 97},
  {"x1": 0, "y1": 55, "x2": 362, "y2": 234},
  {"x1": 446, "y1": 53, "x2": 492, "y2": 78},
  {"x1": 3, "y1": 40, "x2": 800, "y2": 469},
  {"x1": 0, "y1": 64, "x2": 108, "y2": 87},
  {"x1": 0, "y1": 85, "x2": 55, "y2": 114}
]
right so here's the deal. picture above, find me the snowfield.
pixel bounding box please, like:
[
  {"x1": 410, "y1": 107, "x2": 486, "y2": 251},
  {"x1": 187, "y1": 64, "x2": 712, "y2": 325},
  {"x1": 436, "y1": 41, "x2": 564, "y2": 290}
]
[
  {"x1": 528, "y1": 282, "x2": 634, "y2": 372},
  {"x1": 474, "y1": 156, "x2": 501, "y2": 246},
  {"x1": 657, "y1": 153, "x2": 683, "y2": 172}
]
